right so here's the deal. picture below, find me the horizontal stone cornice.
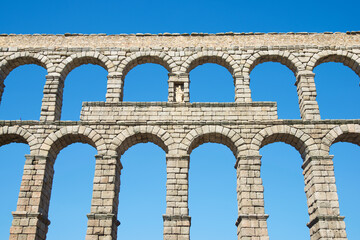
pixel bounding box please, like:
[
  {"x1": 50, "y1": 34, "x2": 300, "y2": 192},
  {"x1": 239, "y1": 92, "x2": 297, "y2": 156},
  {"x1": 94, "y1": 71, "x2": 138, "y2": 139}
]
[
  {"x1": 306, "y1": 215, "x2": 345, "y2": 229},
  {"x1": 87, "y1": 213, "x2": 121, "y2": 226},
  {"x1": 163, "y1": 214, "x2": 191, "y2": 222},
  {"x1": 235, "y1": 214, "x2": 269, "y2": 227},
  {"x1": 12, "y1": 211, "x2": 51, "y2": 226}
]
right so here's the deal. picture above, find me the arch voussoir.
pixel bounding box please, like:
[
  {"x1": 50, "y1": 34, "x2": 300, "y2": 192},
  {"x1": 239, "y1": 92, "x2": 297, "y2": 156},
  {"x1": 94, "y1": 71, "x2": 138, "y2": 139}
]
[
  {"x1": 321, "y1": 124, "x2": 360, "y2": 154},
  {"x1": 57, "y1": 52, "x2": 114, "y2": 80},
  {"x1": 0, "y1": 52, "x2": 51, "y2": 81},
  {"x1": 242, "y1": 51, "x2": 304, "y2": 76},
  {"x1": 181, "y1": 126, "x2": 244, "y2": 158},
  {"x1": 110, "y1": 126, "x2": 174, "y2": 158},
  {"x1": 118, "y1": 51, "x2": 175, "y2": 78},
  {"x1": 307, "y1": 50, "x2": 360, "y2": 77},
  {"x1": 0, "y1": 126, "x2": 39, "y2": 154},
  {"x1": 250, "y1": 125, "x2": 318, "y2": 160},
  {"x1": 182, "y1": 51, "x2": 241, "y2": 76},
  {"x1": 40, "y1": 126, "x2": 106, "y2": 159}
]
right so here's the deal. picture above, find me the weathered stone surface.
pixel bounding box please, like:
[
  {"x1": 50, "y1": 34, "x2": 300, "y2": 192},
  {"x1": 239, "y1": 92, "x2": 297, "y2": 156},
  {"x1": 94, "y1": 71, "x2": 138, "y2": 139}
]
[{"x1": 0, "y1": 32, "x2": 358, "y2": 239}]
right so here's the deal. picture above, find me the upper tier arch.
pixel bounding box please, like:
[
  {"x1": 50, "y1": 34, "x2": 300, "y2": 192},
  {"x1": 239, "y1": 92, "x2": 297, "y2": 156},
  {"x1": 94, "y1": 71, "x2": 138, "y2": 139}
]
[
  {"x1": 307, "y1": 50, "x2": 360, "y2": 77},
  {"x1": 242, "y1": 51, "x2": 305, "y2": 76},
  {"x1": 181, "y1": 51, "x2": 241, "y2": 76},
  {"x1": 0, "y1": 126, "x2": 38, "y2": 154},
  {"x1": 57, "y1": 52, "x2": 116, "y2": 80},
  {"x1": 0, "y1": 52, "x2": 52, "y2": 80},
  {"x1": 118, "y1": 52, "x2": 175, "y2": 79}
]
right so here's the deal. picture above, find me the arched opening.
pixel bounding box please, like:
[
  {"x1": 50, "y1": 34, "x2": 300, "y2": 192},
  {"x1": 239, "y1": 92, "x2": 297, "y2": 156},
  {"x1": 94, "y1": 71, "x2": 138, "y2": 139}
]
[
  {"x1": 260, "y1": 142, "x2": 309, "y2": 240},
  {"x1": 61, "y1": 64, "x2": 107, "y2": 120},
  {"x1": 0, "y1": 64, "x2": 46, "y2": 120},
  {"x1": 188, "y1": 143, "x2": 237, "y2": 239},
  {"x1": 330, "y1": 142, "x2": 360, "y2": 238},
  {"x1": 0, "y1": 142, "x2": 29, "y2": 239},
  {"x1": 46, "y1": 142, "x2": 97, "y2": 240},
  {"x1": 123, "y1": 63, "x2": 168, "y2": 102},
  {"x1": 117, "y1": 142, "x2": 167, "y2": 239},
  {"x1": 250, "y1": 62, "x2": 300, "y2": 119},
  {"x1": 314, "y1": 62, "x2": 360, "y2": 119},
  {"x1": 189, "y1": 63, "x2": 234, "y2": 102}
]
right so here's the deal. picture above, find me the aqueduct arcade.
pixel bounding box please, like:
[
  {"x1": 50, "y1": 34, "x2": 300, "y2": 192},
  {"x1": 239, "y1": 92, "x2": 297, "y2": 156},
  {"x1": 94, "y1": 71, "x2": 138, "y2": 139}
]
[{"x1": 1, "y1": 32, "x2": 360, "y2": 240}]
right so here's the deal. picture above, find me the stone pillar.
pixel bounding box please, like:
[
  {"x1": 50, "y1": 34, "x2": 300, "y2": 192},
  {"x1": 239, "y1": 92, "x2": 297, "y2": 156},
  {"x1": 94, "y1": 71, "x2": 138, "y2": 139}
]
[
  {"x1": 168, "y1": 73, "x2": 190, "y2": 103},
  {"x1": 40, "y1": 74, "x2": 64, "y2": 121},
  {"x1": 234, "y1": 74, "x2": 252, "y2": 103},
  {"x1": 86, "y1": 155, "x2": 121, "y2": 240},
  {"x1": 163, "y1": 154, "x2": 191, "y2": 240},
  {"x1": 10, "y1": 155, "x2": 54, "y2": 240},
  {"x1": 295, "y1": 71, "x2": 321, "y2": 120},
  {"x1": 235, "y1": 155, "x2": 269, "y2": 240},
  {"x1": 302, "y1": 155, "x2": 347, "y2": 240},
  {"x1": 106, "y1": 73, "x2": 124, "y2": 103}
]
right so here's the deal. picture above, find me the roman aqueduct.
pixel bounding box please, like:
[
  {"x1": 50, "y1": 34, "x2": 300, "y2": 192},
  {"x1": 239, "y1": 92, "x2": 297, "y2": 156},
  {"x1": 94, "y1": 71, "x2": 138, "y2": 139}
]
[{"x1": 1, "y1": 32, "x2": 360, "y2": 239}]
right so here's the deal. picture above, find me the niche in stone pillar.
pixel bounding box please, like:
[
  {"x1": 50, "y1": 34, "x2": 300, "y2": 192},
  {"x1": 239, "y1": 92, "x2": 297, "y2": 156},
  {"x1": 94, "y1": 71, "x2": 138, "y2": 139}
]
[{"x1": 174, "y1": 83, "x2": 185, "y2": 103}]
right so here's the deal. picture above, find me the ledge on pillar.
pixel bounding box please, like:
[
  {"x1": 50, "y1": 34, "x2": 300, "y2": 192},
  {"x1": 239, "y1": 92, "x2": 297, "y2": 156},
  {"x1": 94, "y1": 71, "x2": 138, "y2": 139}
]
[
  {"x1": 87, "y1": 212, "x2": 120, "y2": 226},
  {"x1": 235, "y1": 155, "x2": 262, "y2": 169},
  {"x1": 86, "y1": 213, "x2": 120, "y2": 240},
  {"x1": 235, "y1": 214, "x2": 269, "y2": 226},
  {"x1": 295, "y1": 71, "x2": 316, "y2": 85},
  {"x1": 301, "y1": 155, "x2": 334, "y2": 170},
  {"x1": 307, "y1": 215, "x2": 347, "y2": 239},
  {"x1": 236, "y1": 214, "x2": 269, "y2": 240},
  {"x1": 10, "y1": 211, "x2": 50, "y2": 240},
  {"x1": 163, "y1": 214, "x2": 191, "y2": 222},
  {"x1": 302, "y1": 155, "x2": 347, "y2": 239},
  {"x1": 12, "y1": 211, "x2": 51, "y2": 226},
  {"x1": 163, "y1": 215, "x2": 191, "y2": 240}
]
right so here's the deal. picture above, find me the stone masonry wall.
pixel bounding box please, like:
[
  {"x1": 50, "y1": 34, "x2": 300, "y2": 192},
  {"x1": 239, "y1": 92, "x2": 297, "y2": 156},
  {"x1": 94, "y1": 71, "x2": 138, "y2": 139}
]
[{"x1": 1, "y1": 32, "x2": 359, "y2": 240}]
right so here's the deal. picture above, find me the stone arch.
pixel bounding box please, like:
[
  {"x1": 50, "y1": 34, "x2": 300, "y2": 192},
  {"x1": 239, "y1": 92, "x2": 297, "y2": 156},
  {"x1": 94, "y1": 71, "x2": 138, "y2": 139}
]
[
  {"x1": 306, "y1": 50, "x2": 360, "y2": 78},
  {"x1": 0, "y1": 126, "x2": 38, "y2": 154},
  {"x1": 321, "y1": 124, "x2": 360, "y2": 154},
  {"x1": 110, "y1": 125, "x2": 175, "y2": 157},
  {"x1": 181, "y1": 51, "x2": 241, "y2": 76},
  {"x1": 180, "y1": 126, "x2": 245, "y2": 158},
  {"x1": 57, "y1": 51, "x2": 116, "y2": 80},
  {"x1": 118, "y1": 51, "x2": 176, "y2": 79},
  {"x1": 0, "y1": 53, "x2": 52, "y2": 104},
  {"x1": 0, "y1": 52, "x2": 52, "y2": 81},
  {"x1": 242, "y1": 51, "x2": 305, "y2": 76},
  {"x1": 40, "y1": 126, "x2": 107, "y2": 159},
  {"x1": 250, "y1": 125, "x2": 319, "y2": 160}
]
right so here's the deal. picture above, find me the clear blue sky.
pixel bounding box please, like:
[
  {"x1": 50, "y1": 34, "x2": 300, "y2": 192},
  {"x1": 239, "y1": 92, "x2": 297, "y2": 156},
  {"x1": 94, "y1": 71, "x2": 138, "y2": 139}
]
[{"x1": 0, "y1": 1, "x2": 359, "y2": 240}]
